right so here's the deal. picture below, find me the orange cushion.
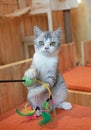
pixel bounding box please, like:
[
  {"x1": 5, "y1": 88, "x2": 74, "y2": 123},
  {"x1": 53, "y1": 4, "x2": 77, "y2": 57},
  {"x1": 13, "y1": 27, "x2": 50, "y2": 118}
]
[
  {"x1": 63, "y1": 66, "x2": 91, "y2": 92},
  {"x1": 86, "y1": 63, "x2": 91, "y2": 67},
  {"x1": 0, "y1": 104, "x2": 91, "y2": 130}
]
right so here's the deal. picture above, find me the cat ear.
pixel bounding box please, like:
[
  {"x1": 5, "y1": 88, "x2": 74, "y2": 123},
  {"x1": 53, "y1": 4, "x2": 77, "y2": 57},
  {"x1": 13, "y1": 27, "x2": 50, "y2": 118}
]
[
  {"x1": 53, "y1": 27, "x2": 62, "y2": 39},
  {"x1": 33, "y1": 26, "x2": 42, "y2": 37}
]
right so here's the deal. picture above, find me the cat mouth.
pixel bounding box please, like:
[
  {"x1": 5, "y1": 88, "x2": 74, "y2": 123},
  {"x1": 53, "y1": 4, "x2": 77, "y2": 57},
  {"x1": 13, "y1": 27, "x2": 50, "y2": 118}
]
[{"x1": 45, "y1": 50, "x2": 48, "y2": 52}]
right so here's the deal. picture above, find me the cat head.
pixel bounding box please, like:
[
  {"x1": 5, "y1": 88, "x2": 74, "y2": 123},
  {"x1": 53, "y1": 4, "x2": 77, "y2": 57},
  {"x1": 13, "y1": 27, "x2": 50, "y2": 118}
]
[{"x1": 33, "y1": 26, "x2": 62, "y2": 56}]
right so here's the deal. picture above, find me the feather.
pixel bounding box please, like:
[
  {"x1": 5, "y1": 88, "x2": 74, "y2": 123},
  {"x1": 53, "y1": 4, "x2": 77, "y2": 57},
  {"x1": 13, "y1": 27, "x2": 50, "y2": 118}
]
[
  {"x1": 23, "y1": 76, "x2": 36, "y2": 87},
  {"x1": 16, "y1": 108, "x2": 35, "y2": 116},
  {"x1": 26, "y1": 114, "x2": 37, "y2": 121},
  {"x1": 39, "y1": 111, "x2": 52, "y2": 125}
]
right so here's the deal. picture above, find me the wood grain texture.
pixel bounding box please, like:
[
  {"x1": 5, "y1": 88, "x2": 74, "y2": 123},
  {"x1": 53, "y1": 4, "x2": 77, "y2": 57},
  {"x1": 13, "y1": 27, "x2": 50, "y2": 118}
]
[
  {"x1": 58, "y1": 42, "x2": 76, "y2": 73},
  {"x1": 0, "y1": 59, "x2": 32, "y2": 114},
  {"x1": 81, "y1": 40, "x2": 91, "y2": 65},
  {"x1": 70, "y1": 1, "x2": 89, "y2": 60},
  {"x1": 67, "y1": 90, "x2": 91, "y2": 107}
]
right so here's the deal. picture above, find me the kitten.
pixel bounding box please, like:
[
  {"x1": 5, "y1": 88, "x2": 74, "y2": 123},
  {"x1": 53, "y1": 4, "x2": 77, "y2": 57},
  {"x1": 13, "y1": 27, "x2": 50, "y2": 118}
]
[{"x1": 24, "y1": 26, "x2": 72, "y2": 112}]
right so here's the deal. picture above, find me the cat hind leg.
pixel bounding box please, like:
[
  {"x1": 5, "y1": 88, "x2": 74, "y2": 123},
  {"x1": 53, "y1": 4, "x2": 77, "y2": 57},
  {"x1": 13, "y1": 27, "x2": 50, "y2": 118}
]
[{"x1": 56, "y1": 102, "x2": 72, "y2": 110}]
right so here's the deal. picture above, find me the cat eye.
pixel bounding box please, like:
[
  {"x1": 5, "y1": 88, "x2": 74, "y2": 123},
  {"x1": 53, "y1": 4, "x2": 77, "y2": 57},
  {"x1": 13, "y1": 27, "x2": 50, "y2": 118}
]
[
  {"x1": 39, "y1": 41, "x2": 44, "y2": 46},
  {"x1": 50, "y1": 42, "x2": 56, "y2": 46}
]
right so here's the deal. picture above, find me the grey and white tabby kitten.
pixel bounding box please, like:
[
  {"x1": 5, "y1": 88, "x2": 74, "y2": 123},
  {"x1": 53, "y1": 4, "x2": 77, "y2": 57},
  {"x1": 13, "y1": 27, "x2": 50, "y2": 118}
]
[{"x1": 24, "y1": 26, "x2": 72, "y2": 112}]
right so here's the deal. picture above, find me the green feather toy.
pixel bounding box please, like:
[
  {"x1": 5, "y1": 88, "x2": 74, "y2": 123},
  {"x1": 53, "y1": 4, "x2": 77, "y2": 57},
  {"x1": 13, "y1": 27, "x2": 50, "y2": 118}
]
[
  {"x1": 23, "y1": 76, "x2": 36, "y2": 87},
  {"x1": 39, "y1": 111, "x2": 52, "y2": 125},
  {"x1": 16, "y1": 108, "x2": 35, "y2": 116}
]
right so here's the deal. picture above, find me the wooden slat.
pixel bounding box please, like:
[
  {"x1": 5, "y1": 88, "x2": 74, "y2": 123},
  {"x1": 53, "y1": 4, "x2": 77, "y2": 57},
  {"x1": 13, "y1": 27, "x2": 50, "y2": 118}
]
[
  {"x1": 81, "y1": 40, "x2": 91, "y2": 65},
  {"x1": 0, "y1": 7, "x2": 31, "y2": 20},
  {"x1": 22, "y1": 36, "x2": 34, "y2": 43},
  {"x1": 58, "y1": 42, "x2": 76, "y2": 72},
  {"x1": 52, "y1": 11, "x2": 65, "y2": 44},
  {"x1": 67, "y1": 90, "x2": 91, "y2": 107},
  {"x1": 0, "y1": 58, "x2": 32, "y2": 69},
  {"x1": 0, "y1": 0, "x2": 18, "y2": 5}
]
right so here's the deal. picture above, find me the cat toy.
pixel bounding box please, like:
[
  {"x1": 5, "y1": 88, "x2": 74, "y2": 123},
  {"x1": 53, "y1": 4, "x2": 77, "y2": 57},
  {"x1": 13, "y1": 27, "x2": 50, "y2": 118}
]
[
  {"x1": 0, "y1": 77, "x2": 55, "y2": 124},
  {"x1": 16, "y1": 76, "x2": 56, "y2": 125}
]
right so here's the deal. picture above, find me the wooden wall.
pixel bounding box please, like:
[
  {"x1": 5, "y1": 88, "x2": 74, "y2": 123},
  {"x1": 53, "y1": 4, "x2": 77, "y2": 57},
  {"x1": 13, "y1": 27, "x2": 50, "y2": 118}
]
[
  {"x1": 0, "y1": 0, "x2": 24, "y2": 65},
  {"x1": 70, "y1": 0, "x2": 90, "y2": 62},
  {"x1": 58, "y1": 42, "x2": 76, "y2": 72},
  {"x1": 0, "y1": 59, "x2": 32, "y2": 114}
]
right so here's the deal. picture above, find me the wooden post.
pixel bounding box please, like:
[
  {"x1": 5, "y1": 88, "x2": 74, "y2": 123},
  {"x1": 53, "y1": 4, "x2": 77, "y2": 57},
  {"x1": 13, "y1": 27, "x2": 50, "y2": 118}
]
[{"x1": 63, "y1": 10, "x2": 72, "y2": 43}]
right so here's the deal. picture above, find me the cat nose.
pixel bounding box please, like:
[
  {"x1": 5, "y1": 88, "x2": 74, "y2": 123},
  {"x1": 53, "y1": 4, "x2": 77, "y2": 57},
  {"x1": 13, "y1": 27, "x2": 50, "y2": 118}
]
[{"x1": 45, "y1": 47, "x2": 49, "y2": 50}]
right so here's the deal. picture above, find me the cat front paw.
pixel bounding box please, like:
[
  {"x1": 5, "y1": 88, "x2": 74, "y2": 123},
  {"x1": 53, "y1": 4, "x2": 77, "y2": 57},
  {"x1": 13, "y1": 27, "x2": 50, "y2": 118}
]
[{"x1": 24, "y1": 68, "x2": 37, "y2": 79}]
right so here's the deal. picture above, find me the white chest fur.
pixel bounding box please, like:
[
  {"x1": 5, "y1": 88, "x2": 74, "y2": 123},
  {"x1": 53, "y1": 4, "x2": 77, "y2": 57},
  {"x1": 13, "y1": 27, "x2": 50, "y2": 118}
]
[{"x1": 33, "y1": 53, "x2": 58, "y2": 80}]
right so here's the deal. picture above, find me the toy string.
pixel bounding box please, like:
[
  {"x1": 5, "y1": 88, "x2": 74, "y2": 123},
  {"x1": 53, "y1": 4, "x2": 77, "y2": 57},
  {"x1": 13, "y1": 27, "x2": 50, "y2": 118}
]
[
  {"x1": 1, "y1": 78, "x2": 54, "y2": 124},
  {"x1": 37, "y1": 80, "x2": 52, "y2": 96},
  {"x1": 0, "y1": 79, "x2": 51, "y2": 96}
]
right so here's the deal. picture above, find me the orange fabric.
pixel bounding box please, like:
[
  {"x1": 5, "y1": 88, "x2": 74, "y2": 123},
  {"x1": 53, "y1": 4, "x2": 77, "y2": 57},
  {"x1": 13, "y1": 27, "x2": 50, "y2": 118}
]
[
  {"x1": 86, "y1": 63, "x2": 91, "y2": 67},
  {"x1": 63, "y1": 66, "x2": 91, "y2": 92},
  {"x1": 0, "y1": 104, "x2": 91, "y2": 130}
]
